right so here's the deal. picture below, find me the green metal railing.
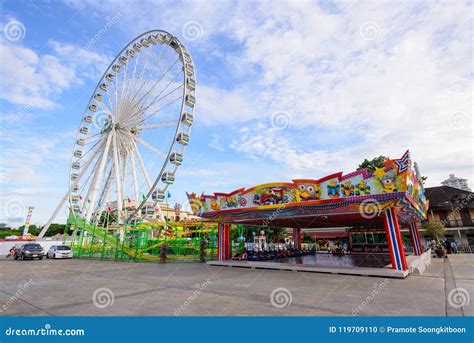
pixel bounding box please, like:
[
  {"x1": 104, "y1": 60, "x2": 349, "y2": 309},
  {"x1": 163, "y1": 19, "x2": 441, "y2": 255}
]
[{"x1": 65, "y1": 214, "x2": 218, "y2": 262}]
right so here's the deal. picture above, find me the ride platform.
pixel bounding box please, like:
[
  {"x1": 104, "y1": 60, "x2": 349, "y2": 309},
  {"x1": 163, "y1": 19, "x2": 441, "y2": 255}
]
[{"x1": 207, "y1": 259, "x2": 409, "y2": 278}]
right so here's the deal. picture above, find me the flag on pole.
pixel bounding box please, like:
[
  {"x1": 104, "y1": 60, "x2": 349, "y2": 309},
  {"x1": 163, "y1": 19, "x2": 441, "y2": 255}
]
[
  {"x1": 167, "y1": 191, "x2": 171, "y2": 198},
  {"x1": 127, "y1": 197, "x2": 132, "y2": 203},
  {"x1": 141, "y1": 193, "x2": 146, "y2": 201}
]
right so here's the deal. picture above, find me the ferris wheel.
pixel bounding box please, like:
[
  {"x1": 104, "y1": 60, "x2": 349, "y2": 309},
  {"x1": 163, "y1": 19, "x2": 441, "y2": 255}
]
[{"x1": 38, "y1": 30, "x2": 196, "y2": 238}]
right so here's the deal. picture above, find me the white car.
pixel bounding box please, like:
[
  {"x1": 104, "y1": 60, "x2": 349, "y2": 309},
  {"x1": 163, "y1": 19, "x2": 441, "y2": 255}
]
[{"x1": 47, "y1": 245, "x2": 73, "y2": 259}]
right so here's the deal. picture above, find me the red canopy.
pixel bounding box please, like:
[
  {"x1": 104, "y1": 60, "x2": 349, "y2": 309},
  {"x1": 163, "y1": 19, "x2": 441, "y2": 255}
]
[{"x1": 313, "y1": 231, "x2": 348, "y2": 239}]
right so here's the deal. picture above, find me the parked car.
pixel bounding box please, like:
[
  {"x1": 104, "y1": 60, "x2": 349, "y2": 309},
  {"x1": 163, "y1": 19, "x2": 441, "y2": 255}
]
[
  {"x1": 47, "y1": 245, "x2": 73, "y2": 259},
  {"x1": 14, "y1": 243, "x2": 44, "y2": 260}
]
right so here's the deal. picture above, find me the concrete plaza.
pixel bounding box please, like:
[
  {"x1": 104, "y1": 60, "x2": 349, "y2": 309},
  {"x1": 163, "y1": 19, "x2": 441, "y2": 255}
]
[{"x1": 0, "y1": 254, "x2": 472, "y2": 316}]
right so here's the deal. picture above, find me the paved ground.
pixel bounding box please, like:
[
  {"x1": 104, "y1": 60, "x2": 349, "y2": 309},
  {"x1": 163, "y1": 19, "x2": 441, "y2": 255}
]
[{"x1": 0, "y1": 254, "x2": 472, "y2": 316}]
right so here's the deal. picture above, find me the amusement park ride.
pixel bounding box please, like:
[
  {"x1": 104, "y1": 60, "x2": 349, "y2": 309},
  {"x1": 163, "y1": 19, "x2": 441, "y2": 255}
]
[
  {"x1": 35, "y1": 30, "x2": 216, "y2": 261},
  {"x1": 188, "y1": 150, "x2": 429, "y2": 272},
  {"x1": 35, "y1": 29, "x2": 429, "y2": 272}
]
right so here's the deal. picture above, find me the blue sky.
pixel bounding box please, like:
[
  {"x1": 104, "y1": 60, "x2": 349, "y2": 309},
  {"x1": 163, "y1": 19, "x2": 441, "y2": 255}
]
[{"x1": 0, "y1": 0, "x2": 472, "y2": 227}]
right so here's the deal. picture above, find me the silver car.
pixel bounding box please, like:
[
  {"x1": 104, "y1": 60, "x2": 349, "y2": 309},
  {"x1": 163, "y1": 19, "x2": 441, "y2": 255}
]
[{"x1": 47, "y1": 245, "x2": 73, "y2": 259}]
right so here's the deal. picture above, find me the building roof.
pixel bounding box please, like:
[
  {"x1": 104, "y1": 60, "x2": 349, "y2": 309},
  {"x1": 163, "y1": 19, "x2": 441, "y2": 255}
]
[{"x1": 425, "y1": 186, "x2": 474, "y2": 210}]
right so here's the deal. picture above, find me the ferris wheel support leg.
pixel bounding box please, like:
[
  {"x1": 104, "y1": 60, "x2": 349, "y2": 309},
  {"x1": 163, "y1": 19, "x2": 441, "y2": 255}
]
[
  {"x1": 130, "y1": 153, "x2": 139, "y2": 205},
  {"x1": 85, "y1": 132, "x2": 114, "y2": 222},
  {"x1": 37, "y1": 144, "x2": 104, "y2": 239},
  {"x1": 112, "y1": 131, "x2": 124, "y2": 241},
  {"x1": 93, "y1": 171, "x2": 114, "y2": 226},
  {"x1": 133, "y1": 144, "x2": 165, "y2": 222}
]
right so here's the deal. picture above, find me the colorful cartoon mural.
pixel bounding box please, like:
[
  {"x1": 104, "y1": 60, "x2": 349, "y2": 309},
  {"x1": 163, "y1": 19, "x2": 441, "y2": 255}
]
[{"x1": 186, "y1": 150, "x2": 428, "y2": 220}]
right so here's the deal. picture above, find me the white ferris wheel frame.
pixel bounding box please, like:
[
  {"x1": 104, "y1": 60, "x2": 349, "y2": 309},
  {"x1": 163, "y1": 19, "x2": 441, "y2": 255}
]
[{"x1": 38, "y1": 30, "x2": 196, "y2": 238}]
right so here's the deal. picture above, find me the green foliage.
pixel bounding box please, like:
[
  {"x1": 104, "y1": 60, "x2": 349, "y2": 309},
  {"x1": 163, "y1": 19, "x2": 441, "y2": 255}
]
[
  {"x1": 44, "y1": 223, "x2": 66, "y2": 236},
  {"x1": 16, "y1": 225, "x2": 40, "y2": 236},
  {"x1": 0, "y1": 229, "x2": 20, "y2": 239},
  {"x1": 302, "y1": 232, "x2": 313, "y2": 243},
  {"x1": 423, "y1": 221, "x2": 446, "y2": 243},
  {"x1": 357, "y1": 156, "x2": 388, "y2": 173}
]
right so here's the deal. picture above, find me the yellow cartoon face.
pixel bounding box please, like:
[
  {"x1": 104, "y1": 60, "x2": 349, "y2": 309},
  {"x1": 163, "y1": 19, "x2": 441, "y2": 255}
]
[
  {"x1": 344, "y1": 180, "x2": 351, "y2": 187},
  {"x1": 359, "y1": 180, "x2": 365, "y2": 187},
  {"x1": 381, "y1": 171, "x2": 397, "y2": 192},
  {"x1": 296, "y1": 183, "x2": 319, "y2": 200},
  {"x1": 329, "y1": 179, "x2": 337, "y2": 187}
]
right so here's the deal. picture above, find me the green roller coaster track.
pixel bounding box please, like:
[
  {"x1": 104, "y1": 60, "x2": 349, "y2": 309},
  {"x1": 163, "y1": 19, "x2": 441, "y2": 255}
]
[{"x1": 63, "y1": 213, "x2": 218, "y2": 262}]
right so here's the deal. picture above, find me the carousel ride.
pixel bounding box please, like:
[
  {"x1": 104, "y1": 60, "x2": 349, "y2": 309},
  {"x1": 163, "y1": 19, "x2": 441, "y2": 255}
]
[{"x1": 38, "y1": 30, "x2": 216, "y2": 261}]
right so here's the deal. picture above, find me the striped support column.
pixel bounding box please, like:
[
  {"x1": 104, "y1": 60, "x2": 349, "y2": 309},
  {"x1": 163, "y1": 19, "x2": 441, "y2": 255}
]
[
  {"x1": 293, "y1": 228, "x2": 302, "y2": 249},
  {"x1": 409, "y1": 221, "x2": 423, "y2": 256},
  {"x1": 217, "y1": 223, "x2": 231, "y2": 261},
  {"x1": 383, "y1": 208, "x2": 408, "y2": 271}
]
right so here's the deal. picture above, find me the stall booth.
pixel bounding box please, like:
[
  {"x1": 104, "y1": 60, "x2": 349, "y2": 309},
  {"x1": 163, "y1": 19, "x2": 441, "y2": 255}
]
[{"x1": 187, "y1": 151, "x2": 428, "y2": 278}]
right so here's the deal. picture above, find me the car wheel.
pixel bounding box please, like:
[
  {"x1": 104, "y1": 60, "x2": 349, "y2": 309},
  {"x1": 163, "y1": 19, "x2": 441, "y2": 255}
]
[
  {"x1": 14, "y1": 254, "x2": 18, "y2": 260},
  {"x1": 39, "y1": 256, "x2": 43, "y2": 260},
  {"x1": 53, "y1": 254, "x2": 56, "y2": 259},
  {"x1": 22, "y1": 254, "x2": 26, "y2": 260}
]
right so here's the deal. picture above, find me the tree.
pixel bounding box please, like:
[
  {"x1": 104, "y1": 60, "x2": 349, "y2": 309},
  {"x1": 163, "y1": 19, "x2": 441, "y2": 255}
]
[
  {"x1": 423, "y1": 221, "x2": 446, "y2": 244},
  {"x1": 44, "y1": 223, "x2": 66, "y2": 237},
  {"x1": 357, "y1": 156, "x2": 388, "y2": 173},
  {"x1": 17, "y1": 225, "x2": 40, "y2": 236}
]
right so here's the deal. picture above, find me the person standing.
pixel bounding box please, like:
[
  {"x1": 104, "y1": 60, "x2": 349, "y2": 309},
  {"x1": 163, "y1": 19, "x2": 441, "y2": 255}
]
[
  {"x1": 445, "y1": 239, "x2": 452, "y2": 254},
  {"x1": 451, "y1": 241, "x2": 458, "y2": 254}
]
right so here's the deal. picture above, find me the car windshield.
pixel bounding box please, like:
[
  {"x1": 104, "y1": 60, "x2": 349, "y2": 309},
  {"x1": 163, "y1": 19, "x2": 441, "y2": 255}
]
[
  {"x1": 24, "y1": 244, "x2": 42, "y2": 249},
  {"x1": 56, "y1": 246, "x2": 70, "y2": 251}
]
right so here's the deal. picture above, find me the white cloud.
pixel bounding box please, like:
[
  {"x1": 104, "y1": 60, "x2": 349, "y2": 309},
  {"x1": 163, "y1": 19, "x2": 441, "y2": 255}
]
[
  {"x1": 4, "y1": 1, "x2": 472, "y2": 226},
  {"x1": 48, "y1": 39, "x2": 110, "y2": 80},
  {"x1": 0, "y1": 40, "x2": 110, "y2": 110},
  {"x1": 0, "y1": 44, "x2": 74, "y2": 109}
]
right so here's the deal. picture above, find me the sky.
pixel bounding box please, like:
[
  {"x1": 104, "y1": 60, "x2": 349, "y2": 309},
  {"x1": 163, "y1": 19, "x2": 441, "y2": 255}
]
[{"x1": 0, "y1": 0, "x2": 472, "y2": 228}]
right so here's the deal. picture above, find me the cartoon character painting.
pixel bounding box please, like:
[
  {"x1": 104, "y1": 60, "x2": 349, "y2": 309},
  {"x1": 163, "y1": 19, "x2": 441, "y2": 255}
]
[
  {"x1": 355, "y1": 180, "x2": 371, "y2": 195},
  {"x1": 226, "y1": 195, "x2": 238, "y2": 208},
  {"x1": 253, "y1": 189, "x2": 287, "y2": 205},
  {"x1": 327, "y1": 179, "x2": 340, "y2": 198},
  {"x1": 295, "y1": 182, "x2": 320, "y2": 201},
  {"x1": 340, "y1": 180, "x2": 354, "y2": 197},
  {"x1": 186, "y1": 193, "x2": 209, "y2": 213},
  {"x1": 210, "y1": 199, "x2": 220, "y2": 210}
]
